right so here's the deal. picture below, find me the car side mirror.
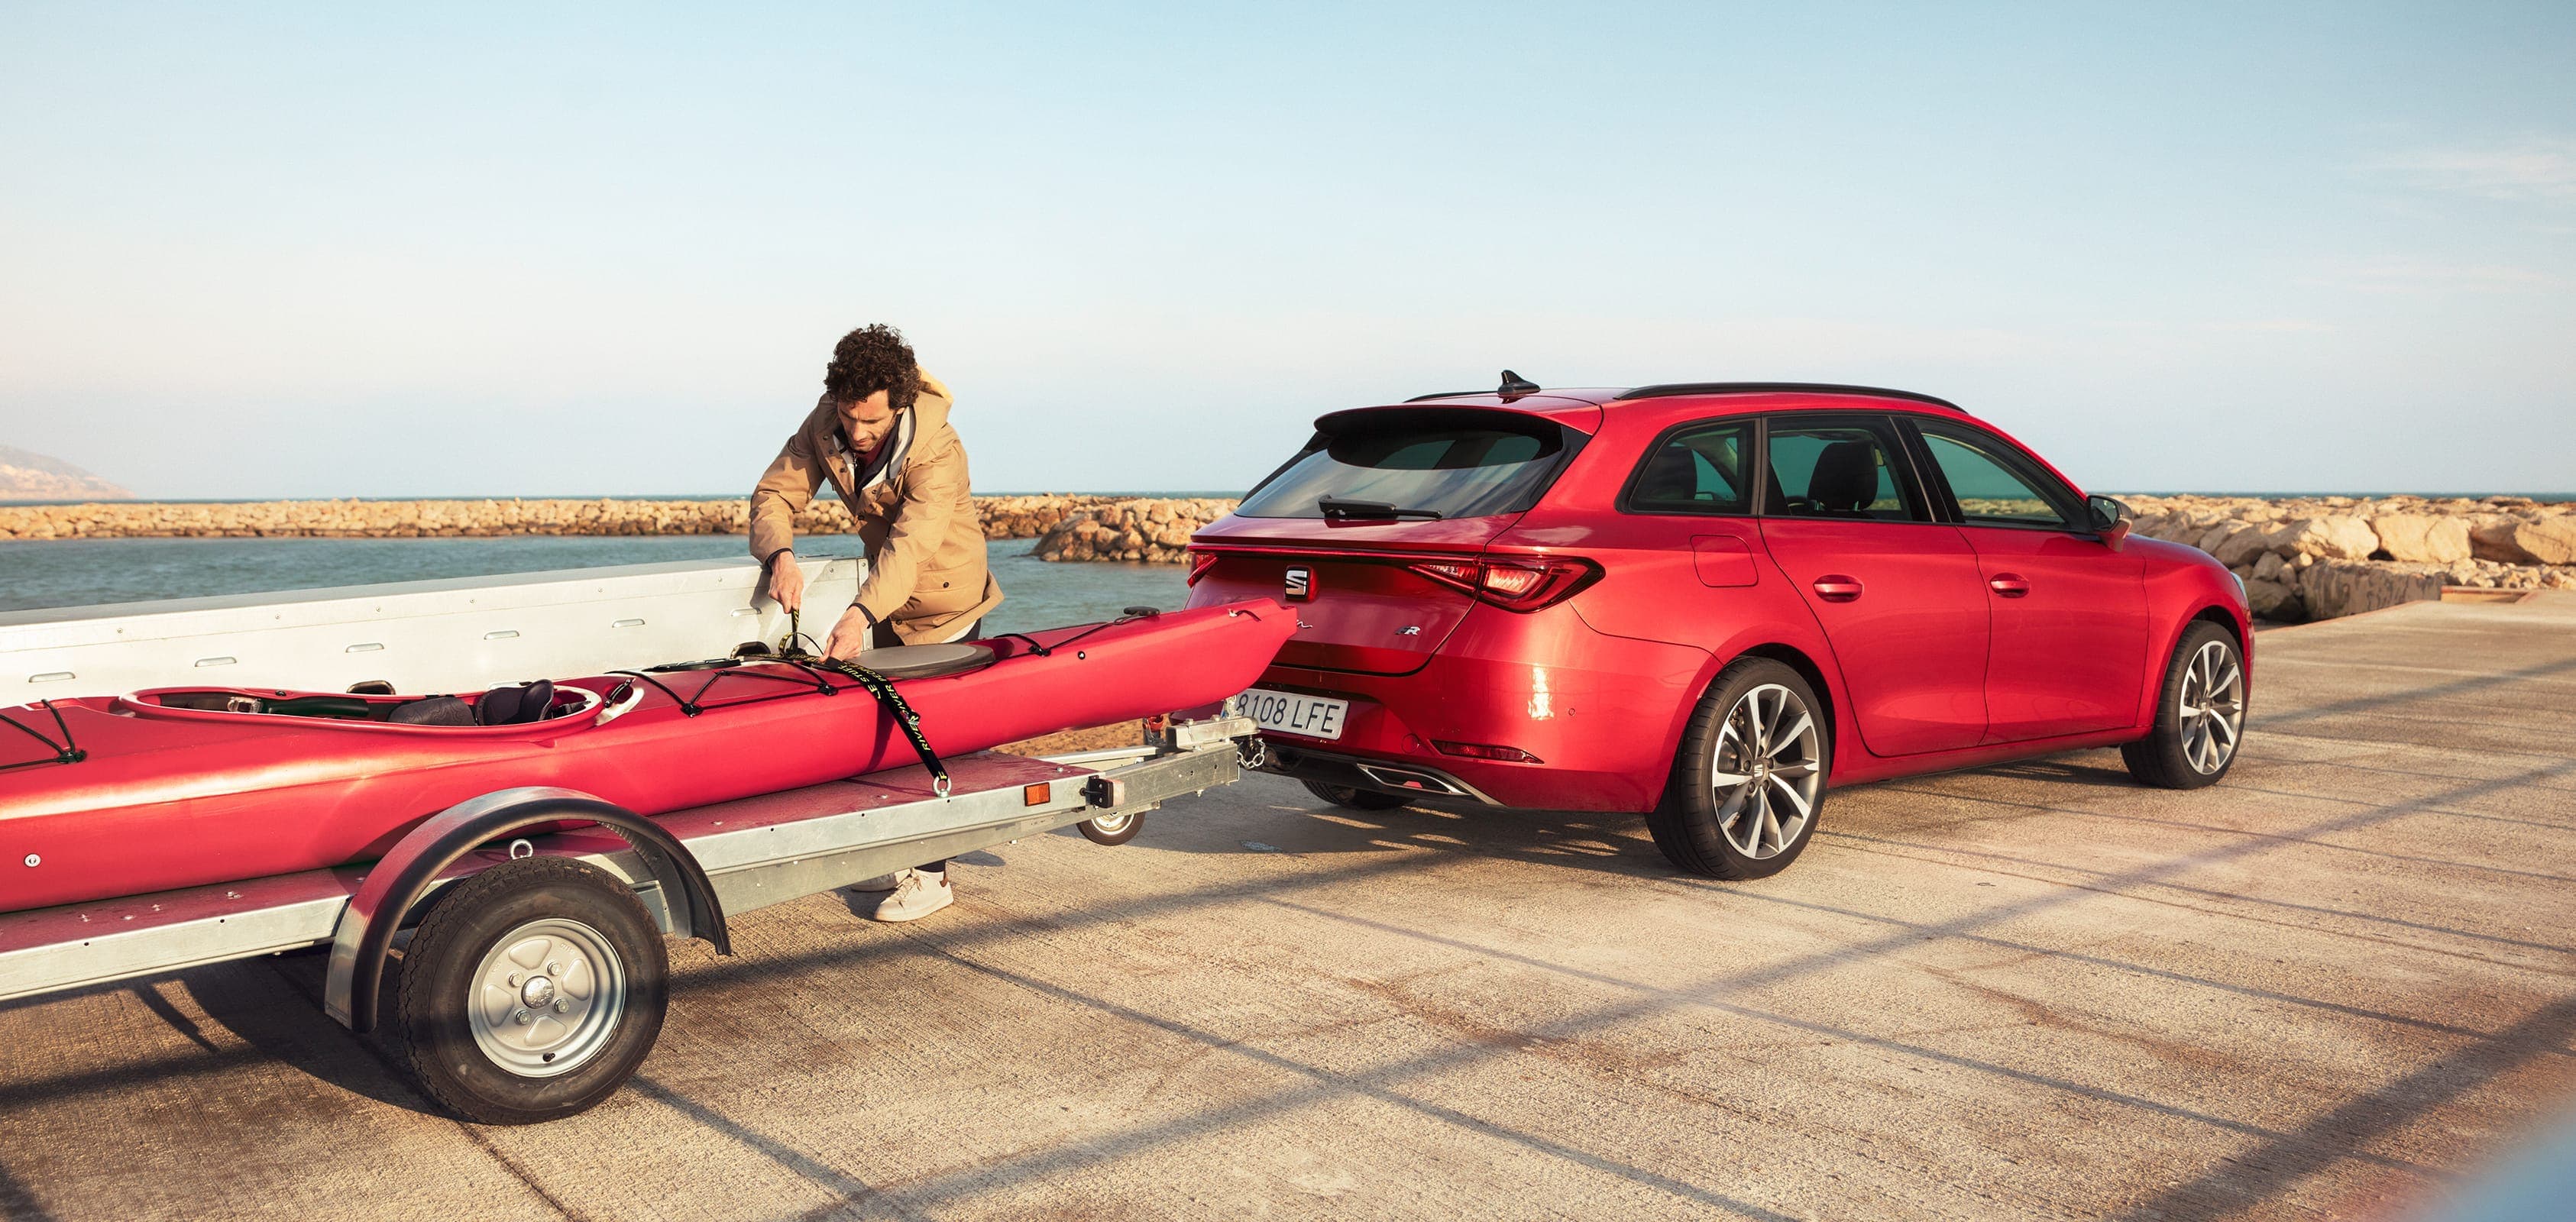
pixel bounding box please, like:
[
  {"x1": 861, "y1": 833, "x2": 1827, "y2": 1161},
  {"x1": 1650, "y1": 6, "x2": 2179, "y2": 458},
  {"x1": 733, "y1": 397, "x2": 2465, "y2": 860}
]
[{"x1": 2086, "y1": 495, "x2": 2131, "y2": 551}]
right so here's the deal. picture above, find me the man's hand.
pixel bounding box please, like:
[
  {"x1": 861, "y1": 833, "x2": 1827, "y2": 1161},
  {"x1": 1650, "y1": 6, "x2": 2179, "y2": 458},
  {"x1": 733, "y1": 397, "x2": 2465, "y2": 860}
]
[
  {"x1": 824, "y1": 606, "x2": 873, "y2": 661},
  {"x1": 767, "y1": 552, "x2": 805, "y2": 613}
]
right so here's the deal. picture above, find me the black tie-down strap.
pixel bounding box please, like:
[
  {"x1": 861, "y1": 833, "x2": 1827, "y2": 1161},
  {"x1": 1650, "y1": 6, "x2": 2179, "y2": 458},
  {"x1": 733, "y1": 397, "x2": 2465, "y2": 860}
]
[{"x1": 810, "y1": 657, "x2": 950, "y2": 797}]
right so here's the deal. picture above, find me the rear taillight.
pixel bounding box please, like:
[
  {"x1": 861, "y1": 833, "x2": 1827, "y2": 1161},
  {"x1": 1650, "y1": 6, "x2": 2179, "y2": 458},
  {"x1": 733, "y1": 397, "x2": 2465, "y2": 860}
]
[
  {"x1": 1184, "y1": 550, "x2": 1220, "y2": 586},
  {"x1": 1406, "y1": 557, "x2": 1600, "y2": 611}
]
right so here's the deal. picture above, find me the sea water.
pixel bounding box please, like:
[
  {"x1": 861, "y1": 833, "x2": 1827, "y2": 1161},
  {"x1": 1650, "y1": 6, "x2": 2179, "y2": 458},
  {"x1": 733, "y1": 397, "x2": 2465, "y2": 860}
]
[{"x1": 0, "y1": 535, "x2": 1186, "y2": 633}]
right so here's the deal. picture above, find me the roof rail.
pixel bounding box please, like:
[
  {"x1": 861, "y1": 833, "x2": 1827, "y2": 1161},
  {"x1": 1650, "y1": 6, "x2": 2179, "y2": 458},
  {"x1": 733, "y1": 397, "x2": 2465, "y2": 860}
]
[{"x1": 1614, "y1": 382, "x2": 1965, "y2": 412}]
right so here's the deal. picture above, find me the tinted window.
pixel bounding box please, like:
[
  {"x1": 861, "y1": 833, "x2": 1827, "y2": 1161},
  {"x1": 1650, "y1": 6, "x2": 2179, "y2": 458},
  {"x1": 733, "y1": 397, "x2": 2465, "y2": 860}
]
[
  {"x1": 1765, "y1": 422, "x2": 1920, "y2": 520},
  {"x1": 1238, "y1": 425, "x2": 1565, "y2": 520},
  {"x1": 1627, "y1": 422, "x2": 1750, "y2": 514},
  {"x1": 1918, "y1": 425, "x2": 2073, "y2": 528}
]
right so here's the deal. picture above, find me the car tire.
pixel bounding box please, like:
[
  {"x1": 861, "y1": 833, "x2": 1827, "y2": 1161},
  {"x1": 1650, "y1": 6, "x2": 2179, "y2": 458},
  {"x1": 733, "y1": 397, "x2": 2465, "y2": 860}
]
[
  {"x1": 1649, "y1": 658, "x2": 1831, "y2": 880},
  {"x1": 393, "y1": 857, "x2": 668, "y2": 1125},
  {"x1": 2121, "y1": 621, "x2": 2247, "y2": 790},
  {"x1": 1300, "y1": 779, "x2": 1413, "y2": 812}
]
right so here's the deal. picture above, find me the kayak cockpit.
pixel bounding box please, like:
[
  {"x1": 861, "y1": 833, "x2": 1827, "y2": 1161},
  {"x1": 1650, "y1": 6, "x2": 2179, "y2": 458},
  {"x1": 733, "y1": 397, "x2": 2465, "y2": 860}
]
[{"x1": 117, "y1": 681, "x2": 610, "y2": 727}]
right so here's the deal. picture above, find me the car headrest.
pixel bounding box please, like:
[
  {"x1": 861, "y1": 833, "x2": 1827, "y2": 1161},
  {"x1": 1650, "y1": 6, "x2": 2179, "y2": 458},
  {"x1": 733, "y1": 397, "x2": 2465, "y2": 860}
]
[{"x1": 1810, "y1": 441, "x2": 1882, "y2": 513}]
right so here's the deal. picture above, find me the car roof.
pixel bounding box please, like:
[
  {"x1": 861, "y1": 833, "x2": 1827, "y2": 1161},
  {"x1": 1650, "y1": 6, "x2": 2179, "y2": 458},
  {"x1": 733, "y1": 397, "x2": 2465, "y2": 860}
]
[{"x1": 1370, "y1": 382, "x2": 1972, "y2": 425}]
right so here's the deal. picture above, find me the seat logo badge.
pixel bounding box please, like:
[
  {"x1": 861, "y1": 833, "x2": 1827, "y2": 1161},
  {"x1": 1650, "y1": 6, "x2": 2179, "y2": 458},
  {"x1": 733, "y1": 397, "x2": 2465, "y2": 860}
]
[
  {"x1": 1284, "y1": 567, "x2": 1313, "y2": 602},
  {"x1": 1396, "y1": 626, "x2": 1421, "y2": 636}
]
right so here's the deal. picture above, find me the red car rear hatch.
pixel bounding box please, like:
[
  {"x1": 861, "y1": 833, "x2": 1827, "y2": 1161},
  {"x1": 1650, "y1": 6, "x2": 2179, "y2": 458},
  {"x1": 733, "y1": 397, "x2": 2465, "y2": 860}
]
[{"x1": 1186, "y1": 402, "x2": 1598, "y2": 677}]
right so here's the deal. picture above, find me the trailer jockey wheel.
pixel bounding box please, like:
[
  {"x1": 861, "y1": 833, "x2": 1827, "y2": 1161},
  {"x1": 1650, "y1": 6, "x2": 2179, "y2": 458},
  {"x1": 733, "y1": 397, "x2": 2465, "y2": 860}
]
[
  {"x1": 1077, "y1": 810, "x2": 1145, "y2": 845},
  {"x1": 393, "y1": 857, "x2": 668, "y2": 1124}
]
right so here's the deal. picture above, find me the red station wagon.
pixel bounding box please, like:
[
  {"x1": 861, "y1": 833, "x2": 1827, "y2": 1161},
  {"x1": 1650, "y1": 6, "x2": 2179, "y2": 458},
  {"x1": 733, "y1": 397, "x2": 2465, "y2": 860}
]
[{"x1": 1185, "y1": 377, "x2": 2251, "y2": 878}]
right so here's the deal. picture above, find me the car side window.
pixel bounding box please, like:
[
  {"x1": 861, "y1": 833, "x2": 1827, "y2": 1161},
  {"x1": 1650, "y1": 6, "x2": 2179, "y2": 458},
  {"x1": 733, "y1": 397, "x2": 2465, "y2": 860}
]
[
  {"x1": 1763, "y1": 422, "x2": 1921, "y2": 521},
  {"x1": 1916, "y1": 424, "x2": 2076, "y2": 529},
  {"x1": 1626, "y1": 422, "x2": 1751, "y2": 515}
]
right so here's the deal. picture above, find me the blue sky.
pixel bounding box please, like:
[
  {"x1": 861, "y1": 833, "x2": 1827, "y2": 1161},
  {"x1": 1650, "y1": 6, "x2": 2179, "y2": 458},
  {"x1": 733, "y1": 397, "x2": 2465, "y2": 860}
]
[{"x1": 2, "y1": 2, "x2": 2570, "y2": 498}]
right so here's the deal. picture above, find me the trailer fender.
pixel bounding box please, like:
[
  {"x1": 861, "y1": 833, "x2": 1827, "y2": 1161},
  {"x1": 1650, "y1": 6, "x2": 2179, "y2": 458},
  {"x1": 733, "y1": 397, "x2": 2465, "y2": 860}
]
[{"x1": 324, "y1": 786, "x2": 729, "y2": 1033}]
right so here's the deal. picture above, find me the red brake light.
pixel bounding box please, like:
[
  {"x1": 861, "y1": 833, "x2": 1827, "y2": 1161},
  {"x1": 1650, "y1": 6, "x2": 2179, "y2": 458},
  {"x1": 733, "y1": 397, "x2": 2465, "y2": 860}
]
[
  {"x1": 1184, "y1": 550, "x2": 1220, "y2": 586},
  {"x1": 1403, "y1": 557, "x2": 1600, "y2": 611},
  {"x1": 1432, "y1": 740, "x2": 1542, "y2": 764}
]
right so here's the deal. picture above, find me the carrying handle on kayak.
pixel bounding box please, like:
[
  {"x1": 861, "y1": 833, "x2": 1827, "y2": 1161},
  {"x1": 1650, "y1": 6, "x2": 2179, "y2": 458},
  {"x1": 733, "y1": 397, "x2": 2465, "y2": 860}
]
[{"x1": 592, "y1": 680, "x2": 646, "y2": 727}]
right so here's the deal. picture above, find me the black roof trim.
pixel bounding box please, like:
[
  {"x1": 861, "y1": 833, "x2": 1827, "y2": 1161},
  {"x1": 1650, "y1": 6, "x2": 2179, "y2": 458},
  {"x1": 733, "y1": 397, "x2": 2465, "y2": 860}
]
[
  {"x1": 1403, "y1": 390, "x2": 1484, "y2": 402},
  {"x1": 1613, "y1": 382, "x2": 1965, "y2": 412}
]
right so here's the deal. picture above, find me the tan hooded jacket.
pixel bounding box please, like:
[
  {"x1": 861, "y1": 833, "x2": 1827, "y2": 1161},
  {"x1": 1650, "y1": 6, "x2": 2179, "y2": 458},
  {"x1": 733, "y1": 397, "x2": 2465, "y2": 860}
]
[{"x1": 749, "y1": 370, "x2": 1002, "y2": 643}]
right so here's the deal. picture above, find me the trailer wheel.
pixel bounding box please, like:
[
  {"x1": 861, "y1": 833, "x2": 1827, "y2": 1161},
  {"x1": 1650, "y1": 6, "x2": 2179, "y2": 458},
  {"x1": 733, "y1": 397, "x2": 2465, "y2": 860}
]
[
  {"x1": 393, "y1": 857, "x2": 668, "y2": 1124},
  {"x1": 1077, "y1": 810, "x2": 1146, "y2": 845}
]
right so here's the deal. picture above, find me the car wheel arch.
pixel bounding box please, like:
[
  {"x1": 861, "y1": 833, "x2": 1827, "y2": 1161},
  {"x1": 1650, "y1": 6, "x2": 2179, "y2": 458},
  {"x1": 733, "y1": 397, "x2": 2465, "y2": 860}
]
[
  {"x1": 1731, "y1": 643, "x2": 1841, "y2": 754},
  {"x1": 1661, "y1": 641, "x2": 1844, "y2": 780},
  {"x1": 2131, "y1": 603, "x2": 2251, "y2": 732}
]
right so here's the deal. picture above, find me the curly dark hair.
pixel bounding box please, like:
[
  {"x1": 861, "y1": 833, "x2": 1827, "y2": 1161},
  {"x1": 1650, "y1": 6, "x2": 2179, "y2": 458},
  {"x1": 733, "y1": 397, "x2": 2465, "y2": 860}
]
[{"x1": 822, "y1": 324, "x2": 921, "y2": 410}]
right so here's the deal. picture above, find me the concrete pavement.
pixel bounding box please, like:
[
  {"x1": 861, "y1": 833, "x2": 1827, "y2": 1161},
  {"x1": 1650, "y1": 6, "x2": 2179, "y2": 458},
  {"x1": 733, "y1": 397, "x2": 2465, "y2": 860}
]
[{"x1": 3, "y1": 593, "x2": 2573, "y2": 1220}]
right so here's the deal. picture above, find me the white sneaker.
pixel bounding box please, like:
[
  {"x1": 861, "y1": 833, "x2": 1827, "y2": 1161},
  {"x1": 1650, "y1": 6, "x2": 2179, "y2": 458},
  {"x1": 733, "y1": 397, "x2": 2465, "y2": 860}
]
[
  {"x1": 869, "y1": 868, "x2": 953, "y2": 923},
  {"x1": 849, "y1": 873, "x2": 901, "y2": 893}
]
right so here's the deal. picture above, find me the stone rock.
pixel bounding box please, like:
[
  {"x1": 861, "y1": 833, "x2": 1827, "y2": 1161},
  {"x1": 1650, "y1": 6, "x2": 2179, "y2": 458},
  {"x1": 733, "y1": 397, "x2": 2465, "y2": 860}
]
[
  {"x1": 2267, "y1": 515, "x2": 2379, "y2": 561},
  {"x1": 2371, "y1": 514, "x2": 2471, "y2": 564},
  {"x1": 2244, "y1": 578, "x2": 2303, "y2": 622},
  {"x1": 2470, "y1": 516, "x2": 2538, "y2": 564},
  {"x1": 2511, "y1": 516, "x2": 2576, "y2": 565},
  {"x1": 2251, "y1": 551, "x2": 2287, "y2": 583},
  {"x1": 2295, "y1": 559, "x2": 2445, "y2": 621},
  {"x1": 2209, "y1": 523, "x2": 2274, "y2": 567}
]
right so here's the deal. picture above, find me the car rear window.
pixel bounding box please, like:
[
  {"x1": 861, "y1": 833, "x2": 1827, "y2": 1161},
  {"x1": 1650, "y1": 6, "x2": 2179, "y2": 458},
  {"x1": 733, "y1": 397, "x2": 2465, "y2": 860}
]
[{"x1": 1237, "y1": 415, "x2": 1572, "y2": 520}]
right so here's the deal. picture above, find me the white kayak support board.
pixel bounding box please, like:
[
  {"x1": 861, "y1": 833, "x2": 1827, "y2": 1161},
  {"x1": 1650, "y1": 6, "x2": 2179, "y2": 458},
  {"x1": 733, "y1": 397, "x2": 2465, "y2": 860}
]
[{"x1": 0, "y1": 555, "x2": 863, "y2": 703}]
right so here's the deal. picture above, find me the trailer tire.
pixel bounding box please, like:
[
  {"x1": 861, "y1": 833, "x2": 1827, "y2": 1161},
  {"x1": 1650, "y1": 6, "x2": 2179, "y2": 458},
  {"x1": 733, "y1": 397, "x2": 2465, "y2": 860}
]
[
  {"x1": 1077, "y1": 811, "x2": 1146, "y2": 845},
  {"x1": 393, "y1": 857, "x2": 668, "y2": 1125}
]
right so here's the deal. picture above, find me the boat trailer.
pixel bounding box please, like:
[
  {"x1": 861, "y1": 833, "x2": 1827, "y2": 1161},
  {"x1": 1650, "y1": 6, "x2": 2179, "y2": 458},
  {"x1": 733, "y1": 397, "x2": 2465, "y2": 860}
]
[{"x1": 0, "y1": 559, "x2": 1266, "y2": 1122}]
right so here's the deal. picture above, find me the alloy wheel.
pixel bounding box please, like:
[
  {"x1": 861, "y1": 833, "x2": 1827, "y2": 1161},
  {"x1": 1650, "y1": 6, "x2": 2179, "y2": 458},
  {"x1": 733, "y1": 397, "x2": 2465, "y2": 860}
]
[
  {"x1": 2177, "y1": 639, "x2": 2244, "y2": 775},
  {"x1": 1710, "y1": 683, "x2": 1823, "y2": 859}
]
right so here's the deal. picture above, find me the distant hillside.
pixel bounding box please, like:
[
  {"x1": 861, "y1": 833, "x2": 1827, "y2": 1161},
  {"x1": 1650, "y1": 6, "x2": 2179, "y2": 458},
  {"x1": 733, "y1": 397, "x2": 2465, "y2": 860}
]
[{"x1": 0, "y1": 445, "x2": 133, "y2": 500}]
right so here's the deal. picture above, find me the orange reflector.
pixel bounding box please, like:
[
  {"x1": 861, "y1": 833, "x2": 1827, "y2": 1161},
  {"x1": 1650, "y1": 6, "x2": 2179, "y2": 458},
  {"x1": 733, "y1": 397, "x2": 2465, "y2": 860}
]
[{"x1": 1024, "y1": 783, "x2": 1050, "y2": 807}]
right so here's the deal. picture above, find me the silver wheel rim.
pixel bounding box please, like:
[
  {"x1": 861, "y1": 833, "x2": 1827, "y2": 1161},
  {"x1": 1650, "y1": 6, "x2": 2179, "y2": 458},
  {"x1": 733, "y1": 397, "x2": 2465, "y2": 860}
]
[
  {"x1": 468, "y1": 918, "x2": 626, "y2": 1078},
  {"x1": 1088, "y1": 812, "x2": 1132, "y2": 834},
  {"x1": 1710, "y1": 683, "x2": 1822, "y2": 859},
  {"x1": 2177, "y1": 639, "x2": 2244, "y2": 775}
]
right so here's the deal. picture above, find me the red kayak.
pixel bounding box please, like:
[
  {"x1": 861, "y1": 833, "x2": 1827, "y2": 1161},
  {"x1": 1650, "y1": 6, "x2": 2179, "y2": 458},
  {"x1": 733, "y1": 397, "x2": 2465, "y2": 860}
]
[{"x1": 0, "y1": 601, "x2": 1291, "y2": 913}]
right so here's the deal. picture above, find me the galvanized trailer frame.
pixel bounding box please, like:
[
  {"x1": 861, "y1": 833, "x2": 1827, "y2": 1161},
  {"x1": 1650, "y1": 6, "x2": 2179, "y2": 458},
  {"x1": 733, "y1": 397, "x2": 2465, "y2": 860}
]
[{"x1": 0, "y1": 716, "x2": 1251, "y2": 1011}]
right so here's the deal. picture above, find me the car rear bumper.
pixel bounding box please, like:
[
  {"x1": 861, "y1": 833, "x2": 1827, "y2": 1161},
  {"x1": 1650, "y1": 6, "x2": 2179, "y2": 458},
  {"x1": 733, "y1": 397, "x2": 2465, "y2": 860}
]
[
  {"x1": 1259, "y1": 743, "x2": 1502, "y2": 804},
  {"x1": 1248, "y1": 604, "x2": 1710, "y2": 813}
]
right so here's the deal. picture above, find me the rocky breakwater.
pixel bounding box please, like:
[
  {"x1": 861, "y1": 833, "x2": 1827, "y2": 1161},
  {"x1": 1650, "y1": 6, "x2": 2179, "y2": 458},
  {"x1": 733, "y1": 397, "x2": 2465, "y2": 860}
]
[
  {"x1": 2118, "y1": 494, "x2": 2576, "y2": 622},
  {"x1": 0, "y1": 493, "x2": 1161, "y2": 547},
  {"x1": 1030, "y1": 498, "x2": 1241, "y2": 563}
]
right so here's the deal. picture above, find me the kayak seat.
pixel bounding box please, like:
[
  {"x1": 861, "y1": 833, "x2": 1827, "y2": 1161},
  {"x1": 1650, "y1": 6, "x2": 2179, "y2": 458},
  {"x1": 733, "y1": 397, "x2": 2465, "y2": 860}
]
[
  {"x1": 387, "y1": 696, "x2": 477, "y2": 726},
  {"x1": 474, "y1": 680, "x2": 557, "y2": 726}
]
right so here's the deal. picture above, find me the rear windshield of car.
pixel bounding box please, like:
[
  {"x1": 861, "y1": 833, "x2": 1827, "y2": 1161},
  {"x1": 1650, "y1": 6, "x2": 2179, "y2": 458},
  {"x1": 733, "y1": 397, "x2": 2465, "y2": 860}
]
[{"x1": 1237, "y1": 422, "x2": 1571, "y2": 520}]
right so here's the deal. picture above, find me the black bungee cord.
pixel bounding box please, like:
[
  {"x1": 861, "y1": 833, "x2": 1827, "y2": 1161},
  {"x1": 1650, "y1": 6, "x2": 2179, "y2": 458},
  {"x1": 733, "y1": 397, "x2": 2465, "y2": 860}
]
[{"x1": 0, "y1": 700, "x2": 87, "y2": 772}]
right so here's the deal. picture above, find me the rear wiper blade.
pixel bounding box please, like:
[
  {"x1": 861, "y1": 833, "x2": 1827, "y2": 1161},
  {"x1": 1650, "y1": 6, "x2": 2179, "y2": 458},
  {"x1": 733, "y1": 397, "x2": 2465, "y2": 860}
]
[{"x1": 1319, "y1": 496, "x2": 1443, "y2": 521}]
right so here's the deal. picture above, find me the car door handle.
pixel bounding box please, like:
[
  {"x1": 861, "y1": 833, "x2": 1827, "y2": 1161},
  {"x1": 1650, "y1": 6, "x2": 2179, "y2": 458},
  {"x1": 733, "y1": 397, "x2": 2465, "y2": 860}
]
[
  {"x1": 1811, "y1": 575, "x2": 1864, "y2": 603},
  {"x1": 1988, "y1": 574, "x2": 2031, "y2": 598}
]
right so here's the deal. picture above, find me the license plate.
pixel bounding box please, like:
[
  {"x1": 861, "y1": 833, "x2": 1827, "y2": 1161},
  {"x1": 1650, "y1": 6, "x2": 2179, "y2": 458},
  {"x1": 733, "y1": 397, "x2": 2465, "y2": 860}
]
[{"x1": 1241, "y1": 688, "x2": 1350, "y2": 742}]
